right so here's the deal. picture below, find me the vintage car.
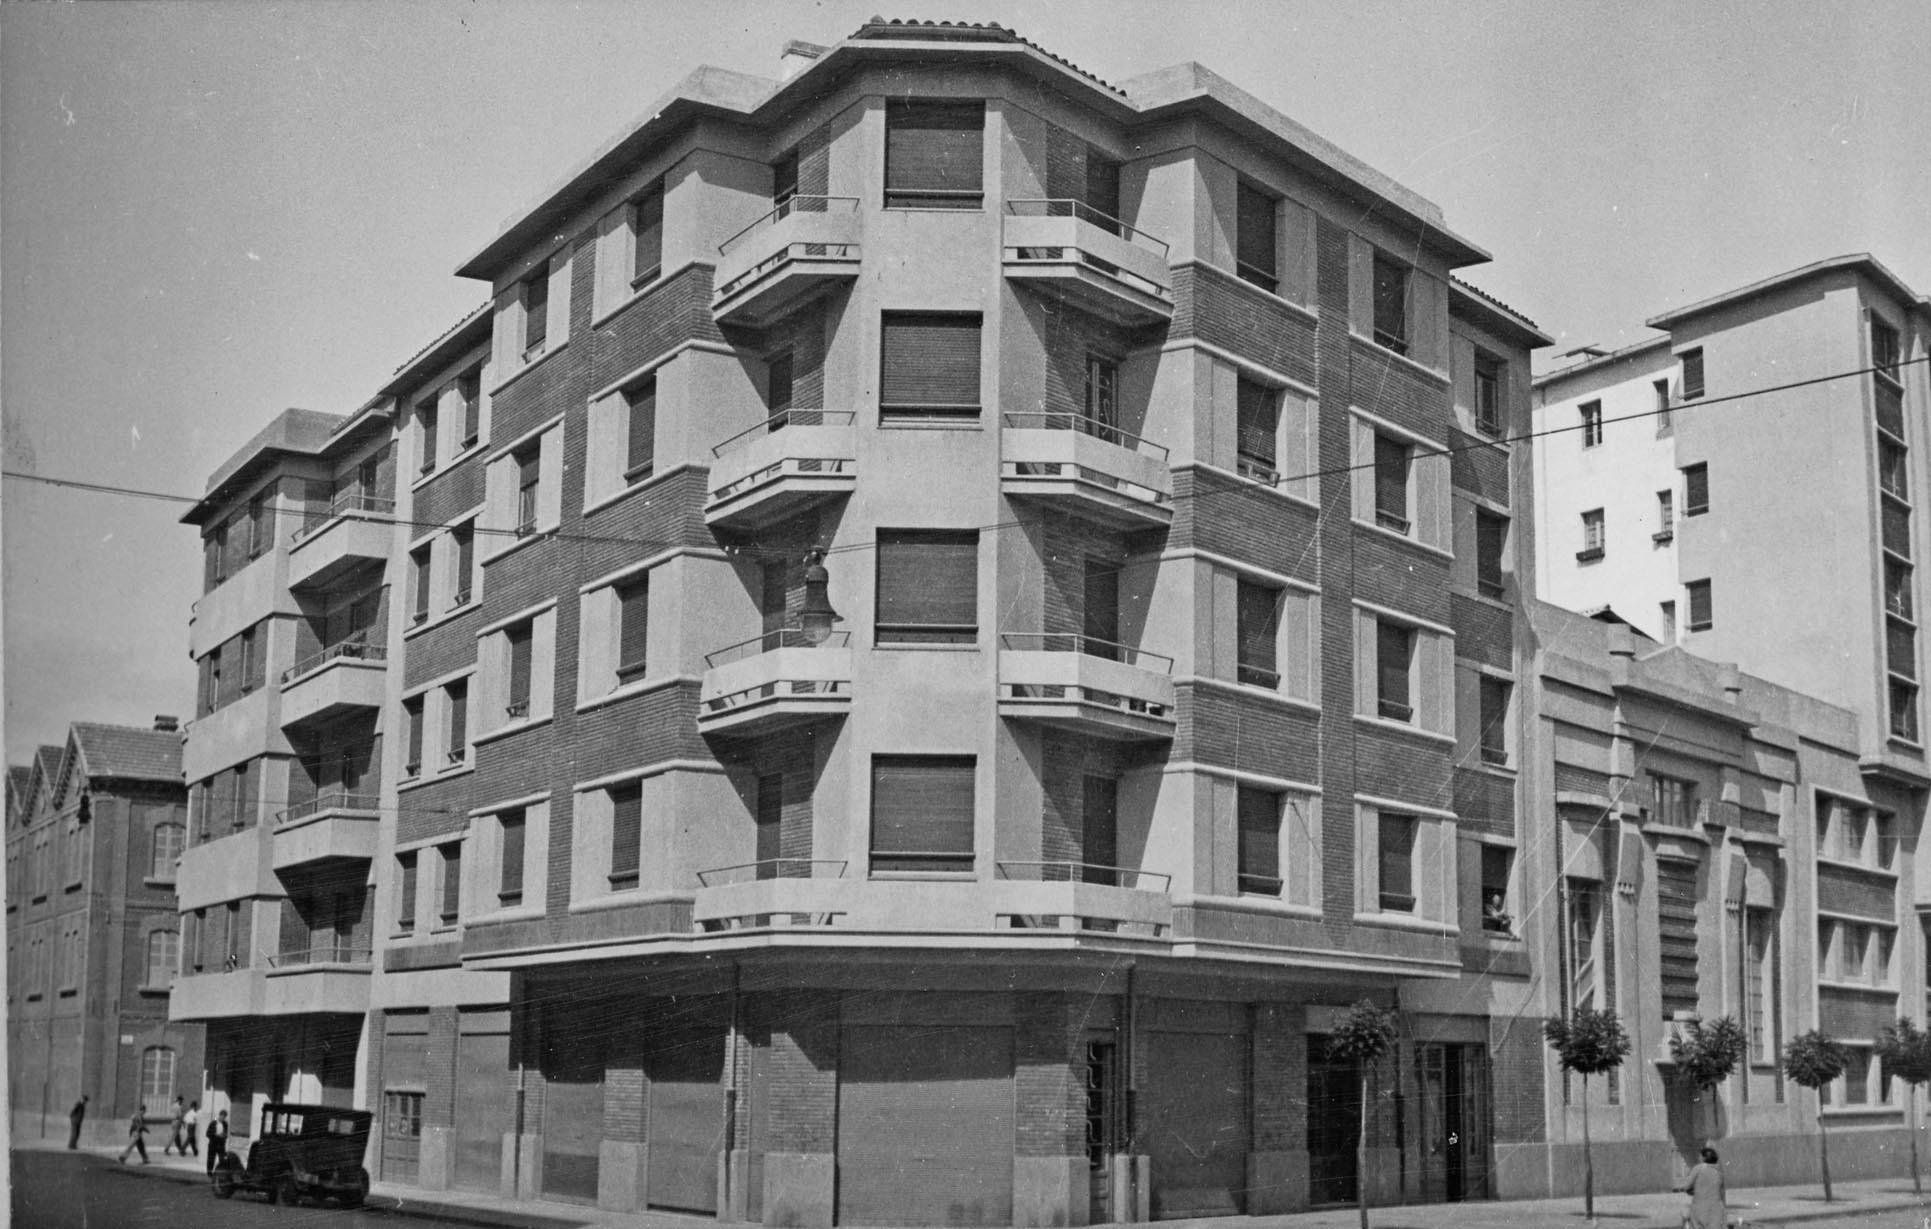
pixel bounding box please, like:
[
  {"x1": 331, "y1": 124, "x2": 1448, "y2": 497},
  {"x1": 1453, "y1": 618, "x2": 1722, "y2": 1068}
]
[{"x1": 210, "y1": 1102, "x2": 372, "y2": 1207}]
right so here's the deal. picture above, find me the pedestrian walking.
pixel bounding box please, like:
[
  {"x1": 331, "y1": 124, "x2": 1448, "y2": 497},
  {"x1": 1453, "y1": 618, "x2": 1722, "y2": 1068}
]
[
  {"x1": 205, "y1": 1108, "x2": 229, "y2": 1177},
  {"x1": 66, "y1": 1095, "x2": 88, "y2": 1150},
  {"x1": 183, "y1": 1101, "x2": 200, "y2": 1157},
  {"x1": 1675, "y1": 1146, "x2": 1727, "y2": 1229},
  {"x1": 164, "y1": 1096, "x2": 187, "y2": 1155},
  {"x1": 117, "y1": 1106, "x2": 150, "y2": 1164}
]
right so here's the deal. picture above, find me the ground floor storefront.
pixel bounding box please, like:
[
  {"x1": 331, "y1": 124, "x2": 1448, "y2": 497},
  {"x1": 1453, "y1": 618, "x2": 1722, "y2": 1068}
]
[{"x1": 197, "y1": 1013, "x2": 360, "y2": 1147}]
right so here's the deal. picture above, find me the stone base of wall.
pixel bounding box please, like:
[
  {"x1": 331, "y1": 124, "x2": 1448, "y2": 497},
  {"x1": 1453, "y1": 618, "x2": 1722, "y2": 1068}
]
[
  {"x1": 763, "y1": 1149, "x2": 833, "y2": 1228},
  {"x1": 1498, "y1": 1128, "x2": 1918, "y2": 1200},
  {"x1": 1013, "y1": 1155, "x2": 1084, "y2": 1227}
]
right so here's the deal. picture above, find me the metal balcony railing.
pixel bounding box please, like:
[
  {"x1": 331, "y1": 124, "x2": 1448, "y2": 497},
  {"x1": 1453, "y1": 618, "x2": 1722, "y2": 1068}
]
[
  {"x1": 266, "y1": 945, "x2": 373, "y2": 969},
  {"x1": 696, "y1": 859, "x2": 849, "y2": 887},
  {"x1": 995, "y1": 861, "x2": 1171, "y2": 891},
  {"x1": 291, "y1": 492, "x2": 395, "y2": 545},
  {"x1": 281, "y1": 640, "x2": 386, "y2": 685},
  {"x1": 999, "y1": 411, "x2": 1169, "y2": 461},
  {"x1": 276, "y1": 792, "x2": 379, "y2": 826},
  {"x1": 997, "y1": 633, "x2": 1173, "y2": 674},
  {"x1": 705, "y1": 628, "x2": 851, "y2": 669},
  {"x1": 710, "y1": 409, "x2": 857, "y2": 459},
  {"x1": 717, "y1": 195, "x2": 859, "y2": 258},
  {"x1": 1002, "y1": 200, "x2": 1168, "y2": 257}
]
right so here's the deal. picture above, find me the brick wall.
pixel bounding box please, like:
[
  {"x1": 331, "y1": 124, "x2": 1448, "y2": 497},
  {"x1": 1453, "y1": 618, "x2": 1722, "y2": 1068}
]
[
  {"x1": 1173, "y1": 684, "x2": 1320, "y2": 783},
  {"x1": 1170, "y1": 469, "x2": 1322, "y2": 581},
  {"x1": 1171, "y1": 263, "x2": 1319, "y2": 386},
  {"x1": 760, "y1": 989, "x2": 838, "y2": 1154},
  {"x1": 1315, "y1": 215, "x2": 1361, "y2": 923},
  {"x1": 1013, "y1": 993, "x2": 1082, "y2": 1157},
  {"x1": 1251, "y1": 1002, "x2": 1306, "y2": 1154},
  {"x1": 1489, "y1": 1015, "x2": 1546, "y2": 1145}
]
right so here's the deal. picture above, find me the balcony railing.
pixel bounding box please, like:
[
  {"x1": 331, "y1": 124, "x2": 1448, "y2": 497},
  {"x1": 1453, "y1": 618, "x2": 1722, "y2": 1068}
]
[
  {"x1": 705, "y1": 628, "x2": 851, "y2": 670},
  {"x1": 1003, "y1": 200, "x2": 1168, "y2": 257},
  {"x1": 291, "y1": 492, "x2": 395, "y2": 545},
  {"x1": 999, "y1": 412, "x2": 1168, "y2": 461},
  {"x1": 711, "y1": 409, "x2": 857, "y2": 459},
  {"x1": 997, "y1": 633, "x2": 1172, "y2": 673},
  {"x1": 718, "y1": 195, "x2": 859, "y2": 257},
  {"x1": 281, "y1": 640, "x2": 386, "y2": 685},
  {"x1": 697, "y1": 859, "x2": 849, "y2": 887},
  {"x1": 277, "y1": 792, "x2": 379, "y2": 827},
  {"x1": 995, "y1": 861, "x2": 1170, "y2": 891},
  {"x1": 266, "y1": 945, "x2": 372, "y2": 969}
]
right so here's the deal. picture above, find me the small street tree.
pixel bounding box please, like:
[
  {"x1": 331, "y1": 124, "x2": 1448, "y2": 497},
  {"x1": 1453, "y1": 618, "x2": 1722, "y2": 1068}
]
[
  {"x1": 1876, "y1": 1019, "x2": 1931, "y2": 1195},
  {"x1": 1327, "y1": 1000, "x2": 1399, "y2": 1229},
  {"x1": 1668, "y1": 1015, "x2": 1747, "y2": 1143},
  {"x1": 1782, "y1": 1030, "x2": 1849, "y2": 1202},
  {"x1": 1543, "y1": 1008, "x2": 1631, "y2": 1220}
]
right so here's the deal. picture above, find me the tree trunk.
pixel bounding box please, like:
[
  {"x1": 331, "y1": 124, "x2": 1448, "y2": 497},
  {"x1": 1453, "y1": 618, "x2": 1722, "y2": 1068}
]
[
  {"x1": 1912, "y1": 1086, "x2": 1922, "y2": 1197},
  {"x1": 1817, "y1": 1109, "x2": 1832, "y2": 1202},
  {"x1": 1581, "y1": 1071, "x2": 1595, "y2": 1220},
  {"x1": 1357, "y1": 1067, "x2": 1371, "y2": 1229}
]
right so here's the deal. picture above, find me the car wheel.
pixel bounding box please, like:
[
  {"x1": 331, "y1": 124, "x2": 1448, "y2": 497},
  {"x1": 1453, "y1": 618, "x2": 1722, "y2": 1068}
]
[
  {"x1": 211, "y1": 1167, "x2": 236, "y2": 1199},
  {"x1": 273, "y1": 1173, "x2": 300, "y2": 1207},
  {"x1": 342, "y1": 1167, "x2": 369, "y2": 1208}
]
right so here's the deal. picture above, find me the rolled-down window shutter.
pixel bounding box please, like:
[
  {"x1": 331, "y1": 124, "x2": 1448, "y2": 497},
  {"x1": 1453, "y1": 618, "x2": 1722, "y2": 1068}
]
[
  {"x1": 1237, "y1": 786, "x2": 1282, "y2": 895},
  {"x1": 446, "y1": 681, "x2": 467, "y2": 759},
  {"x1": 1235, "y1": 181, "x2": 1277, "y2": 288},
  {"x1": 632, "y1": 186, "x2": 663, "y2": 283},
  {"x1": 507, "y1": 625, "x2": 534, "y2": 714},
  {"x1": 870, "y1": 756, "x2": 975, "y2": 872},
  {"x1": 625, "y1": 381, "x2": 656, "y2": 480},
  {"x1": 880, "y1": 314, "x2": 981, "y2": 419},
  {"x1": 876, "y1": 530, "x2": 978, "y2": 644},
  {"x1": 617, "y1": 580, "x2": 649, "y2": 675},
  {"x1": 884, "y1": 101, "x2": 984, "y2": 207},
  {"x1": 609, "y1": 784, "x2": 642, "y2": 886},
  {"x1": 1235, "y1": 378, "x2": 1278, "y2": 474},
  {"x1": 1236, "y1": 579, "x2": 1279, "y2": 686}
]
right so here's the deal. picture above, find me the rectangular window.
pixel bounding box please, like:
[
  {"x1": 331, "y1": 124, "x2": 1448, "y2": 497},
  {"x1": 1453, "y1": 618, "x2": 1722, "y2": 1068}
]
[
  {"x1": 1567, "y1": 879, "x2": 1603, "y2": 1010},
  {"x1": 1236, "y1": 786, "x2": 1282, "y2": 896},
  {"x1": 1872, "y1": 318, "x2": 1901, "y2": 381},
  {"x1": 1680, "y1": 348, "x2": 1704, "y2": 400},
  {"x1": 631, "y1": 183, "x2": 664, "y2": 285},
  {"x1": 875, "y1": 530, "x2": 977, "y2": 645},
  {"x1": 1373, "y1": 433, "x2": 1411, "y2": 532},
  {"x1": 1083, "y1": 354, "x2": 1119, "y2": 438},
  {"x1": 608, "y1": 783, "x2": 642, "y2": 890},
  {"x1": 1892, "y1": 680, "x2": 1921, "y2": 742},
  {"x1": 1887, "y1": 619, "x2": 1917, "y2": 680},
  {"x1": 417, "y1": 399, "x2": 439, "y2": 473},
  {"x1": 396, "y1": 852, "x2": 417, "y2": 933},
  {"x1": 1474, "y1": 354, "x2": 1502, "y2": 435},
  {"x1": 1687, "y1": 579, "x2": 1713, "y2": 631},
  {"x1": 1744, "y1": 906, "x2": 1777, "y2": 1063},
  {"x1": 1236, "y1": 579, "x2": 1280, "y2": 688},
  {"x1": 1475, "y1": 511, "x2": 1507, "y2": 599},
  {"x1": 1579, "y1": 400, "x2": 1603, "y2": 447},
  {"x1": 1371, "y1": 254, "x2": 1408, "y2": 353},
  {"x1": 1654, "y1": 377, "x2": 1673, "y2": 437},
  {"x1": 445, "y1": 680, "x2": 468, "y2": 766},
  {"x1": 439, "y1": 843, "x2": 461, "y2": 925},
  {"x1": 1478, "y1": 676, "x2": 1510, "y2": 766},
  {"x1": 1234, "y1": 180, "x2": 1277, "y2": 290},
  {"x1": 883, "y1": 100, "x2": 983, "y2": 209},
  {"x1": 1656, "y1": 490, "x2": 1675, "y2": 541},
  {"x1": 1377, "y1": 813, "x2": 1418, "y2": 911},
  {"x1": 625, "y1": 380, "x2": 656, "y2": 482},
  {"x1": 879, "y1": 313, "x2": 981, "y2": 421},
  {"x1": 522, "y1": 268, "x2": 549, "y2": 356},
  {"x1": 870, "y1": 755, "x2": 975, "y2": 873},
  {"x1": 515, "y1": 447, "x2": 541, "y2": 536},
  {"x1": 1235, "y1": 376, "x2": 1279, "y2": 480},
  {"x1": 411, "y1": 547, "x2": 432, "y2": 623},
  {"x1": 1683, "y1": 463, "x2": 1709, "y2": 515},
  {"x1": 1376, "y1": 620, "x2": 1415, "y2": 722},
  {"x1": 506, "y1": 622, "x2": 534, "y2": 718},
  {"x1": 1649, "y1": 772, "x2": 1697, "y2": 828},
  {"x1": 1579, "y1": 508, "x2": 1605, "y2": 560},
  {"x1": 1661, "y1": 600, "x2": 1677, "y2": 643},
  {"x1": 385, "y1": 1091, "x2": 425, "y2": 1142},
  {"x1": 451, "y1": 524, "x2": 474, "y2": 608},
  {"x1": 458, "y1": 367, "x2": 482, "y2": 447},
  {"x1": 1879, "y1": 438, "x2": 1909, "y2": 502},
  {"x1": 617, "y1": 578, "x2": 649, "y2": 679},
  {"x1": 1843, "y1": 1047, "x2": 1871, "y2": 1106},
  {"x1": 403, "y1": 698, "x2": 424, "y2": 778},
  {"x1": 1481, "y1": 845, "x2": 1512, "y2": 932},
  {"x1": 498, "y1": 812, "x2": 525, "y2": 905}
]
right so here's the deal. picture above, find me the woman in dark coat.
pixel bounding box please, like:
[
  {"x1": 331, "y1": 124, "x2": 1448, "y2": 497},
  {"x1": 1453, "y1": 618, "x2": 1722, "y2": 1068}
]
[{"x1": 1676, "y1": 1146, "x2": 1726, "y2": 1229}]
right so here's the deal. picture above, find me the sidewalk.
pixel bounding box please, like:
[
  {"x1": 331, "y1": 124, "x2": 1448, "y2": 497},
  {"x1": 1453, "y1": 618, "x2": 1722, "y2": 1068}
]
[{"x1": 24, "y1": 1138, "x2": 1930, "y2": 1229}]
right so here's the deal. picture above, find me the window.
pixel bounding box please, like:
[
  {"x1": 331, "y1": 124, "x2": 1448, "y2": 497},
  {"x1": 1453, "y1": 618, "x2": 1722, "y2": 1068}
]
[
  {"x1": 238, "y1": 626, "x2": 260, "y2": 695},
  {"x1": 1891, "y1": 680, "x2": 1921, "y2": 743},
  {"x1": 451, "y1": 523, "x2": 474, "y2": 608},
  {"x1": 521, "y1": 267, "x2": 549, "y2": 357},
  {"x1": 396, "y1": 852, "x2": 417, "y2": 933},
  {"x1": 879, "y1": 313, "x2": 981, "y2": 422},
  {"x1": 1236, "y1": 579, "x2": 1280, "y2": 688},
  {"x1": 1579, "y1": 400, "x2": 1603, "y2": 447},
  {"x1": 1661, "y1": 600, "x2": 1677, "y2": 643},
  {"x1": 139, "y1": 1047, "x2": 176, "y2": 1105},
  {"x1": 631, "y1": 182, "x2": 664, "y2": 285},
  {"x1": 1371, "y1": 254, "x2": 1408, "y2": 353},
  {"x1": 410, "y1": 547, "x2": 432, "y2": 624},
  {"x1": 1842, "y1": 1047, "x2": 1872, "y2": 1106},
  {"x1": 1474, "y1": 353, "x2": 1503, "y2": 436},
  {"x1": 1683, "y1": 463, "x2": 1709, "y2": 516},
  {"x1": 497, "y1": 811, "x2": 525, "y2": 906},
  {"x1": 1648, "y1": 772, "x2": 1697, "y2": 827},
  {"x1": 1566, "y1": 878, "x2": 1604, "y2": 1010},
  {"x1": 1236, "y1": 786, "x2": 1282, "y2": 896},
  {"x1": 1578, "y1": 508, "x2": 1605, "y2": 561},
  {"x1": 385, "y1": 1091, "x2": 424, "y2": 1143},
  {"x1": 485, "y1": 605, "x2": 555, "y2": 731},
  {"x1": 150, "y1": 822, "x2": 184, "y2": 882},
  {"x1": 1887, "y1": 618, "x2": 1916, "y2": 681},
  {"x1": 438, "y1": 843, "x2": 462, "y2": 925},
  {"x1": 1879, "y1": 438, "x2": 1909, "y2": 502},
  {"x1": 870, "y1": 755, "x2": 975, "y2": 873},
  {"x1": 616, "y1": 578, "x2": 649, "y2": 680},
  {"x1": 1680, "y1": 348, "x2": 1704, "y2": 400},
  {"x1": 1744, "y1": 906, "x2": 1778, "y2": 1063},
  {"x1": 1872, "y1": 318, "x2": 1901, "y2": 381},
  {"x1": 145, "y1": 930, "x2": 178, "y2": 989},
  {"x1": 1234, "y1": 180, "x2": 1277, "y2": 290},
  {"x1": 875, "y1": 530, "x2": 977, "y2": 645},
  {"x1": 1875, "y1": 810, "x2": 1897, "y2": 871},
  {"x1": 1235, "y1": 377, "x2": 1278, "y2": 480},
  {"x1": 1686, "y1": 579, "x2": 1713, "y2": 631},
  {"x1": 1655, "y1": 490, "x2": 1675, "y2": 542},
  {"x1": 1377, "y1": 813, "x2": 1418, "y2": 911},
  {"x1": 608, "y1": 783, "x2": 642, "y2": 890},
  {"x1": 506, "y1": 622, "x2": 534, "y2": 719},
  {"x1": 1083, "y1": 354, "x2": 1119, "y2": 440},
  {"x1": 1373, "y1": 433, "x2": 1410, "y2": 532},
  {"x1": 1475, "y1": 511, "x2": 1507, "y2": 599},
  {"x1": 1376, "y1": 620, "x2": 1415, "y2": 722},
  {"x1": 1653, "y1": 378, "x2": 1673, "y2": 437},
  {"x1": 403, "y1": 697, "x2": 424, "y2": 778},
  {"x1": 1480, "y1": 845, "x2": 1513, "y2": 932},
  {"x1": 1478, "y1": 676, "x2": 1511, "y2": 766},
  {"x1": 458, "y1": 366, "x2": 482, "y2": 447},
  {"x1": 515, "y1": 446, "x2": 540, "y2": 536},
  {"x1": 883, "y1": 100, "x2": 983, "y2": 209},
  {"x1": 625, "y1": 380, "x2": 656, "y2": 483},
  {"x1": 417, "y1": 397, "x2": 439, "y2": 474},
  {"x1": 445, "y1": 680, "x2": 468, "y2": 767}
]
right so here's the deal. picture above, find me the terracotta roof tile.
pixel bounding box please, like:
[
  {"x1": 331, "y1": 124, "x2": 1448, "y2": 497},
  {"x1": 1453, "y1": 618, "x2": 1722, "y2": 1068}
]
[{"x1": 70, "y1": 723, "x2": 182, "y2": 785}]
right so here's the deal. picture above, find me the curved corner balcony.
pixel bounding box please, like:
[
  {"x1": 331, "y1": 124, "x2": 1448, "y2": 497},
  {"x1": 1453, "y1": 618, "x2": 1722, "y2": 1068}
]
[
  {"x1": 713, "y1": 196, "x2": 862, "y2": 327},
  {"x1": 287, "y1": 493, "x2": 395, "y2": 592},
  {"x1": 1000, "y1": 413, "x2": 1174, "y2": 527},
  {"x1": 698, "y1": 628, "x2": 852, "y2": 737},
  {"x1": 272, "y1": 791, "x2": 380, "y2": 873},
  {"x1": 705, "y1": 410, "x2": 857, "y2": 531},
  {"x1": 691, "y1": 858, "x2": 1172, "y2": 940},
  {"x1": 1002, "y1": 201, "x2": 1173, "y2": 326},
  {"x1": 263, "y1": 945, "x2": 372, "y2": 1015},
  {"x1": 279, "y1": 642, "x2": 387, "y2": 731},
  {"x1": 997, "y1": 633, "x2": 1177, "y2": 740}
]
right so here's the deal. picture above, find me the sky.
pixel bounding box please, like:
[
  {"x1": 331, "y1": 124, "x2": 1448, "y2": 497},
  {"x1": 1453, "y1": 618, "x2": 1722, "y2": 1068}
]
[{"x1": 3, "y1": 0, "x2": 1927, "y2": 764}]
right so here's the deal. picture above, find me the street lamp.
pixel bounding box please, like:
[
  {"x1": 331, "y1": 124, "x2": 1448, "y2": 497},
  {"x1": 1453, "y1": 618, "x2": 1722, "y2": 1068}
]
[{"x1": 799, "y1": 550, "x2": 840, "y2": 645}]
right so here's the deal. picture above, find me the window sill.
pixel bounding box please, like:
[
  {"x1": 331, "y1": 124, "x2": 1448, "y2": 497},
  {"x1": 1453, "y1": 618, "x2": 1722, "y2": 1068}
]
[
  {"x1": 582, "y1": 462, "x2": 694, "y2": 519},
  {"x1": 1350, "y1": 516, "x2": 1455, "y2": 562},
  {"x1": 1465, "y1": 584, "x2": 1512, "y2": 609},
  {"x1": 143, "y1": 876, "x2": 176, "y2": 890},
  {"x1": 402, "y1": 597, "x2": 480, "y2": 641},
  {"x1": 589, "y1": 262, "x2": 689, "y2": 330},
  {"x1": 878, "y1": 416, "x2": 983, "y2": 430},
  {"x1": 1352, "y1": 713, "x2": 1456, "y2": 747},
  {"x1": 411, "y1": 440, "x2": 488, "y2": 491},
  {"x1": 1815, "y1": 854, "x2": 1900, "y2": 880},
  {"x1": 874, "y1": 639, "x2": 979, "y2": 651},
  {"x1": 1187, "y1": 676, "x2": 1322, "y2": 714},
  {"x1": 1352, "y1": 911, "x2": 1457, "y2": 936},
  {"x1": 1347, "y1": 329, "x2": 1449, "y2": 384},
  {"x1": 471, "y1": 715, "x2": 553, "y2": 749},
  {"x1": 480, "y1": 527, "x2": 551, "y2": 569},
  {"x1": 489, "y1": 336, "x2": 568, "y2": 398},
  {"x1": 1576, "y1": 548, "x2": 1605, "y2": 563},
  {"x1": 1817, "y1": 979, "x2": 1898, "y2": 996},
  {"x1": 397, "y1": 763, "x2": 474, "y2": 794},
  {"x1": 567, "y1": 887, "x2": 691, "y2": 917},
  {"x1": 1201, "y1": 262, "x2": 1319, "y2": 323},
  {"x1": 1471, "y1": 759, "x2": 1517, "y2": 779},
  {"x1": 576, "y1": 673, "x2": 693, "y2": 715}
]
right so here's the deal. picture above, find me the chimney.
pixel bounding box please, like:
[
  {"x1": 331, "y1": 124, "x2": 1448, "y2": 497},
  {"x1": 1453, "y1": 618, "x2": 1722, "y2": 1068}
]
[
  {"x1": 780, "y1": 39, "x2": 828, "y2": 80},
  {"x1": 1605, "y1": 624, "x2": 1639, "y2": 661},
  {"x1": 153, "y1": 715, "x2": 180, "y2": 733}
]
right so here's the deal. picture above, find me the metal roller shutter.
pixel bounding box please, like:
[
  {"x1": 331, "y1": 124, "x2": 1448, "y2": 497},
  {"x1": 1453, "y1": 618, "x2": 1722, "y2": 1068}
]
[
  {"x1": 453, "y1": 1016, "x2": 510, "y2": 1193},
  {"x1": 646, "y1": 1025, "x2": 724, "y2": 1213},
  {"x1": 1144, "y1": 1030, "x2": 1249, "y2": 1218},
  {"x1": 837, "y1": 1025, "x2": 1013, "y2": 1226}
]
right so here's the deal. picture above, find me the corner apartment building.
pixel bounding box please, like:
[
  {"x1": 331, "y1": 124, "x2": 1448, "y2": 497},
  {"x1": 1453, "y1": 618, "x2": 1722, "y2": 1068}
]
[
  {"x1": 179, "y1": 18, "x2": 1556, "y2": 1223},
  {"x1": 7, "y1": 720, "x2": 202, "y2": 1146},
  {"x1": 1521, "y1": 602, "x2": 1920, "y2": 1194}
]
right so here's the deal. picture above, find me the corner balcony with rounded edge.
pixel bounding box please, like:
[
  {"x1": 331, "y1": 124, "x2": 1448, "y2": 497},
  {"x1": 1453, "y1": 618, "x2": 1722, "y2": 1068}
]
[
  {"x1": 997, "y1": 633, "x2": 1177, "y2": 741},
  {"x1": 704, "y1": 409, "x2": 857, "y2": 532},
  {"x1": 1001, "y1": 200, "x2": 1174, "y2": 327},
  {"x1": 690, "y1": 857, "x2": 1172, "y2": 941},
  {"x1": 271, "y1": 790, "x2": 380, "y2": 874},
  {"x1": 1000, "y1": 412, "x2": 1173, "y2": 528},
  {"x1": 279, "y1": 639, "x2": 387, "y2": 731},
  {"x1": 698, "y1": 626, "x2": 853, "y2": 738},
  {"x1": 712, "y1": 196, "x2": 862, "y2": 328},
  {"x1": 262, "y1": 942, "x2": 373, "y2": 1015},
  {"x1": 286, "y1": 491, "x2": 396, "y2": 592}
]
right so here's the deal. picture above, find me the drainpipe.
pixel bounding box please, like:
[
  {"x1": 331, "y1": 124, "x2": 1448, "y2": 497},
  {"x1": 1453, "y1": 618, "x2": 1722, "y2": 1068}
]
[
  {"x1": 723, "y1": 963, "x2": 741, "y2": 1214},
  {"x1": 1123, "y1": 963, "x2": 1138, "y2": 1216},
  {"x1": 512, "y1": 1060, "x2": 526, "y2": 1199}
]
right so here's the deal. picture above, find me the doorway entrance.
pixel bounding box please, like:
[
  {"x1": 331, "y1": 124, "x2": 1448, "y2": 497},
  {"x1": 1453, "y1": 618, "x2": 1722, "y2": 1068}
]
[{"x1": 1416, "y1": 1042, "x2": 1491, "y2": 1202}]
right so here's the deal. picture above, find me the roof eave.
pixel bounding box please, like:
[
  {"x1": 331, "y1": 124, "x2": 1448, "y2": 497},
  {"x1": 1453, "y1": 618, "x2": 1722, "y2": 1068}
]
[
  {"x1": 1450, "y1": 282, "x2": 1553, "y2": 348},
  {"x1": 1645, "y1": 253, "x2": 1923, "y2": 331}
]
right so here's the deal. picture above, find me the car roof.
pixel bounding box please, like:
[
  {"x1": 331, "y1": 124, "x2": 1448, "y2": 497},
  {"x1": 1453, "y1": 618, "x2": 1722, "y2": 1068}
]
[{"x1": 261, "y1": 1102, "x2": 372, "y2": 1121}]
